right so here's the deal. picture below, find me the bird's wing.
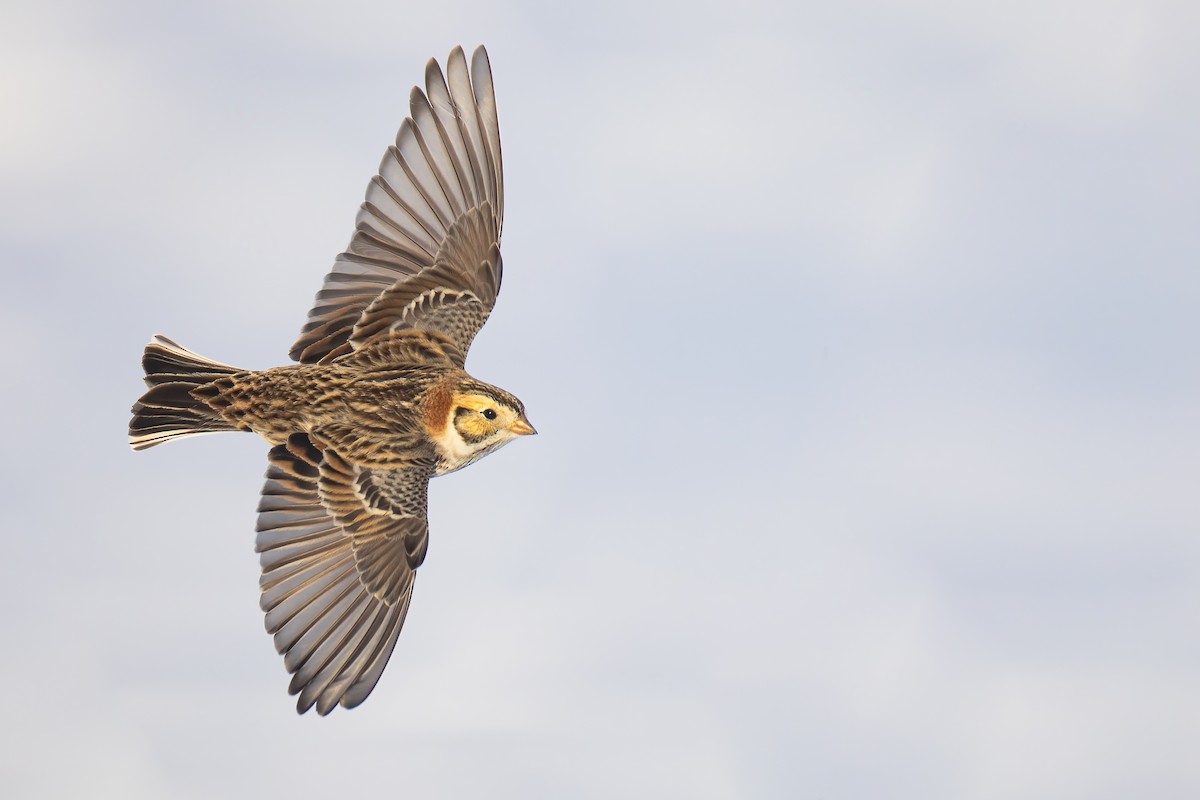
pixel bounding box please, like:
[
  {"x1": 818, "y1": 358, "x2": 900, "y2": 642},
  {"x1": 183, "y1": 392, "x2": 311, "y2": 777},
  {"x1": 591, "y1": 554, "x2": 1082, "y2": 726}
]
[
  {"x1": 255, "y1": 434, "x2": 434, "y2": 715},
  {"x1": 291, "y1": 45, "x2": 503, "y2": 366}
]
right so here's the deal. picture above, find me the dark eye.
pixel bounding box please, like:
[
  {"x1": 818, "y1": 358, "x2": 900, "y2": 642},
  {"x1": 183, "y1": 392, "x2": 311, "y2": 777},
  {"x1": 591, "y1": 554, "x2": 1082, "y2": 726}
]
[{"x1": 482, "y1": 408, "x2": 498, "y2": 420}]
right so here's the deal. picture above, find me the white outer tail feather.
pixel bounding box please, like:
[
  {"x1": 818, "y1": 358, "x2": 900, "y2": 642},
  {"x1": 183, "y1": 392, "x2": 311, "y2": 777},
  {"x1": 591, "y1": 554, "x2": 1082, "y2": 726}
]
[{"x1": 129, "y1": 335, "x2": 242, "y2": 450}]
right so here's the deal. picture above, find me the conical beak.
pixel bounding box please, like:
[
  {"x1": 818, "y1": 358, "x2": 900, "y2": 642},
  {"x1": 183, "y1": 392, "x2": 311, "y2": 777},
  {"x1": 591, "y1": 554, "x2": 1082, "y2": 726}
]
[{"x1": 509, "y1": 415, "x2": 537, "y2": 436}]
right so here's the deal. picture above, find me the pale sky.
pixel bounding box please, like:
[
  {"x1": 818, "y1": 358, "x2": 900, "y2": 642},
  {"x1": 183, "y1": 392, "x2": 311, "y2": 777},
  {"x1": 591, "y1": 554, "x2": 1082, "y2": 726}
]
[{"x1": 2, "y1": 0, "x2": 1198, "y2": 797}]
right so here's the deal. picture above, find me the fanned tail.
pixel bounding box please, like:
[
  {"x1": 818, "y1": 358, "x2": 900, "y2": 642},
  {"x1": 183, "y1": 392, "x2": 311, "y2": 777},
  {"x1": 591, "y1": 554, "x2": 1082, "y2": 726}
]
[{"x1": 129, "y1": 335, "x2": 244, "y2": 450}]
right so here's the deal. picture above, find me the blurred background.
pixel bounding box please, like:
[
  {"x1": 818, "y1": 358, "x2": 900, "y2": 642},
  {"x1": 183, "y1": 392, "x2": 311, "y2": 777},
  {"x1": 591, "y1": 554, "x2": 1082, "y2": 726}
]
[{"x1": 2, "y1": 0, "x2": 1197, "y2": 797}]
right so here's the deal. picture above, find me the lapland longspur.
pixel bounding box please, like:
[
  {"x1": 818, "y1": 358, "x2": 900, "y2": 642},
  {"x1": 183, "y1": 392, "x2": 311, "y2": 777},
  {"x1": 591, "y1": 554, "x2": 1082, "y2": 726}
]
[{"x1": 129, "y1": 46, "x2": 535, "y2": 715}]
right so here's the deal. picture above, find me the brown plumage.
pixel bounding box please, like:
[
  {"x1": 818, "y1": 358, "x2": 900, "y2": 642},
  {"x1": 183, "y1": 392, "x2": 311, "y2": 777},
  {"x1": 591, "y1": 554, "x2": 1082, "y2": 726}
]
[{"x1": 128, "y1": 46, "x2": 535, "y2": 715}]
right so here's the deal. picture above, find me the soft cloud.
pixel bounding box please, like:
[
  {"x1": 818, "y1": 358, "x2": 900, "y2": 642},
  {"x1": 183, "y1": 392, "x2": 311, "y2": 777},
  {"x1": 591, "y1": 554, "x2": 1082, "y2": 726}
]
[{"x1": 3, "y1": 1, "x2": 1198, "y2": 798}]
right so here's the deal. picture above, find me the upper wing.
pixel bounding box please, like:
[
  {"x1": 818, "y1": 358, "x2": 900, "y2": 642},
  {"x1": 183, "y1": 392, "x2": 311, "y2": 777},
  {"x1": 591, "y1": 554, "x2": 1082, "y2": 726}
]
[
  {"x1": 291, "y1": 45, "x2": 504, "y2": 365},
  {"x1": 255, "y1": 434, "x2": 434, "y2": 715}
]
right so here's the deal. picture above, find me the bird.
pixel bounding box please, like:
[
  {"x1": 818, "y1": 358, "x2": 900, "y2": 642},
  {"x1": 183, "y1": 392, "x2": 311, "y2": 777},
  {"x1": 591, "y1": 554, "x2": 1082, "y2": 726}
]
[{"x1": 128, "y1": 45, "x2": 535, "y2": 715}]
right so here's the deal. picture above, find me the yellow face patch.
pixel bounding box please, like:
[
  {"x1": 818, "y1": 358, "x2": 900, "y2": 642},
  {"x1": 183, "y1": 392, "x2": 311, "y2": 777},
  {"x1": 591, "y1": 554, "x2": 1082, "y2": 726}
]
[{"x1": 448, "y1": 392, "x2": 521, "y2": 444}]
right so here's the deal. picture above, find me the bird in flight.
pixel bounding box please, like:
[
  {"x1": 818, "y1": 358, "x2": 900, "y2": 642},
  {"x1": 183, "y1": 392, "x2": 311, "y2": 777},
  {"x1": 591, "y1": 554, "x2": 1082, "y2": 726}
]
[{"x1": 129, "y1": 45, "x2": 534, "y2": 715}]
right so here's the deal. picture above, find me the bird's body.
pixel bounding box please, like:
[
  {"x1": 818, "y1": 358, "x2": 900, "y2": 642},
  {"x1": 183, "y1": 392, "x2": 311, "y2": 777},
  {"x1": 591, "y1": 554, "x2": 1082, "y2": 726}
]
[
  {"x1": 129, "y1": 46, "x2": 534, "y2": 715},
  {"x1": 152, "y1": 330, "x2": 527, "y2": 473}
]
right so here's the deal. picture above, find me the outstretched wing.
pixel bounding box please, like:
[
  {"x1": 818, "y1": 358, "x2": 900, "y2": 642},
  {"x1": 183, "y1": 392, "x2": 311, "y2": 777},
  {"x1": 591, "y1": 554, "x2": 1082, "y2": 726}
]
[
  {"x1": 255, "y1": 434, "x2": 434, "y2": 715},
  {"x1": 291, "y1": 45, "x2": 504, "y2": 366}
]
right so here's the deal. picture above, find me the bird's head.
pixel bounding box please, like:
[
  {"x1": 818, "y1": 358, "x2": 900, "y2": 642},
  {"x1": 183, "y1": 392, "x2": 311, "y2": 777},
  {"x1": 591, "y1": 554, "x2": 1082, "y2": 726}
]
[
  {"x1": 452, "y1": 385, "x2": 535, "y2": 442},
  {"x1": 432, "y1": 379, "x2": 535, "y2": 474}
]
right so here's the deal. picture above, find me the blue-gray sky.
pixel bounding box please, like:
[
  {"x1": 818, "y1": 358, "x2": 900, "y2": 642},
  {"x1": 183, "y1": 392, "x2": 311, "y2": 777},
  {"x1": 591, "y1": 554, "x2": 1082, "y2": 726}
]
[{"x1": 3, "y1": 0, "x2": 1198, "y2": 797}]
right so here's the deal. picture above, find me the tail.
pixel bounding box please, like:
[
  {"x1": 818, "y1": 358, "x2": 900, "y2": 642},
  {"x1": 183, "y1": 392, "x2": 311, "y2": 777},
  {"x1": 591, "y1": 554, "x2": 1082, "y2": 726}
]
[{"x1": 129, "y1": 335, "x2": 244, "y2": 451}]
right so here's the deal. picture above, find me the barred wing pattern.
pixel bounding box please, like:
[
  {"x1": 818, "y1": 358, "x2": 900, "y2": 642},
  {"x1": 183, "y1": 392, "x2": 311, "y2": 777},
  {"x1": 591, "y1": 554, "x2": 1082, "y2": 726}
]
[
  {"x1": 256, "y1": 434, "x2": 433, "y2": 715},
  {"x1": 291, "y1": 45, "x2": 504, "y2": 365}
]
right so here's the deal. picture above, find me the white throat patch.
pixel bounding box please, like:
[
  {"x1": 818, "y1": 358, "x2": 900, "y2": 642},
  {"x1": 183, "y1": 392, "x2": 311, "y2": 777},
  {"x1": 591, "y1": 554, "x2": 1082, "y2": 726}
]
[{"x1": 432, "y1": 419, "x2": 515, "y2": 476}]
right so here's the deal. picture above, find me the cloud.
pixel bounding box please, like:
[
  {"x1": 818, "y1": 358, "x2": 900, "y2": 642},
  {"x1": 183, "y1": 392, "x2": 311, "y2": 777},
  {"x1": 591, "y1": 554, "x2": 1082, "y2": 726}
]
[{"x1": 3, "y1": 1, "x2": 1199, "y2": 798}]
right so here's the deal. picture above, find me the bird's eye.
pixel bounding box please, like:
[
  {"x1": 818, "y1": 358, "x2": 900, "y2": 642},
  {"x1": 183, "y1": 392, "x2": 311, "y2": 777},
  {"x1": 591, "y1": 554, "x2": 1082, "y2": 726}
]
[{"x1": 482, "y1": 408, "x2": 498, "y2": 420}]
